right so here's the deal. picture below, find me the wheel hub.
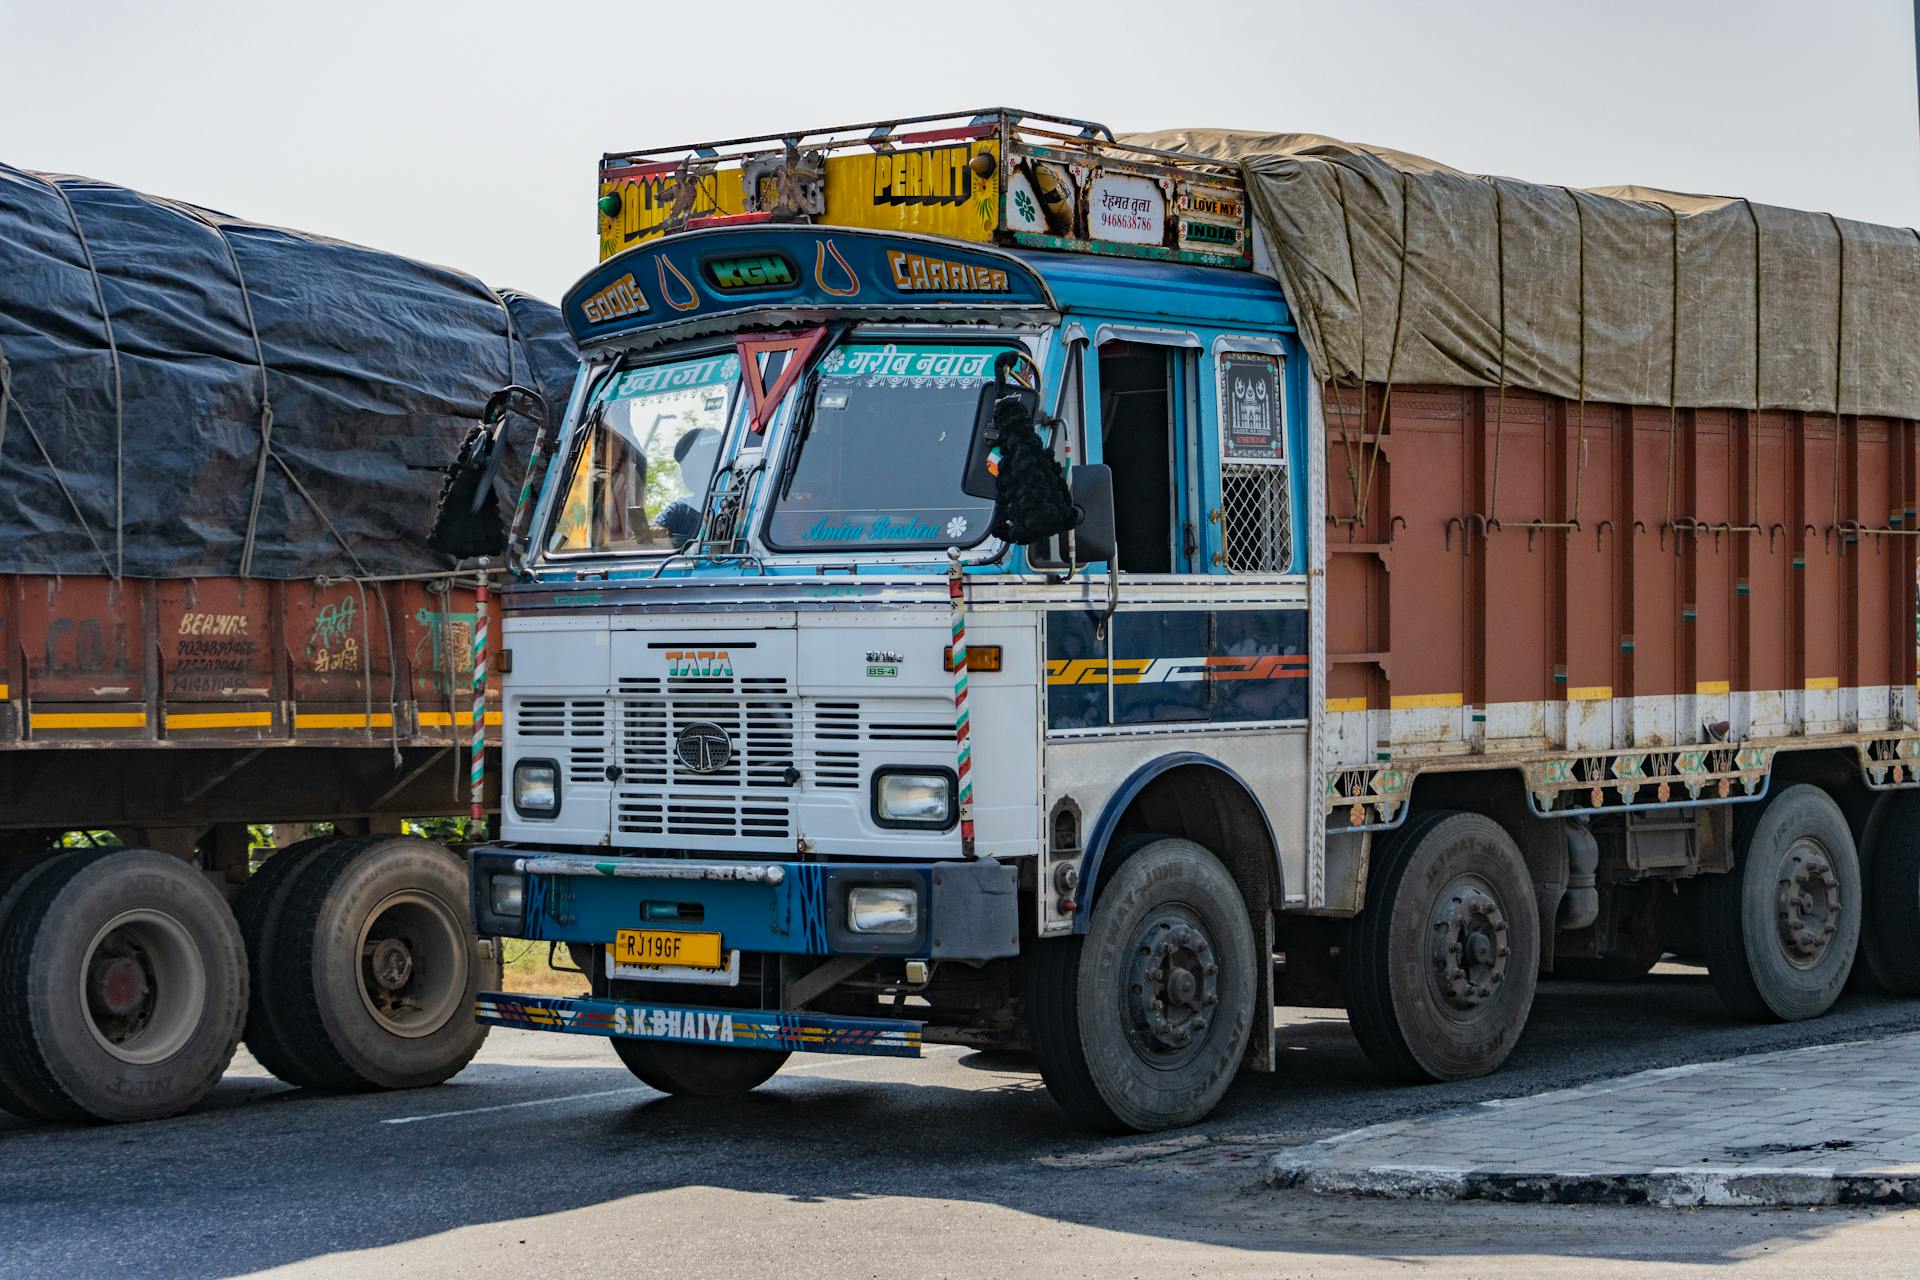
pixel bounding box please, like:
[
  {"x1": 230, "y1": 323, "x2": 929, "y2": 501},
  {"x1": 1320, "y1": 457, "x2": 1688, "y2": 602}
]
[
  {"x1": 367, "y1": 937, "x2": 415, "y2": 992},
  {"x1": 1776, "y1": 840, "x2": 1842, "y2": 968},
  {"x1": 1429, "y1": 881, "x2": 1511, "y2": 1011},
  {"x1": 354, "y1": 890, "x2": 468, "y2": 1039},
  {"x1": 1126, "y1": 913, "x2": 1220, "y2": 1057}
]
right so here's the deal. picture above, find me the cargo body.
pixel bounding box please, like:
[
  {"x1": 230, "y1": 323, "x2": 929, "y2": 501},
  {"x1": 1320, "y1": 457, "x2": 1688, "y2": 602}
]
[
  {"x1": 471, "y1": 110, "x2": 1920, "y2": 1135},
  {"x1": 1319, "y1": 387, "x2": 1918, "y2": 850}
]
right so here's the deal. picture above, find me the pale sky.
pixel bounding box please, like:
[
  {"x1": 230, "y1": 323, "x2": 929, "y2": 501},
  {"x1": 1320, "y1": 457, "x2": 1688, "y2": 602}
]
[{"x1": 5, "y1": 0, "x2": 1917, "y2": 303}]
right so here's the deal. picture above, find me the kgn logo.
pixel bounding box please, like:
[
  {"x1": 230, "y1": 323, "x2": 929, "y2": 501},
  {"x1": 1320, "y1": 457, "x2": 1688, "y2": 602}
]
[
  {"x1": 703, "y1": 254, "x2": 796, "y2": 292},
  {"x1": 665, "y1": 649, "x2": 734, "y2": 677},
  {"x1": 674, "y1": 721, "x2": 734, "y2": 774}
]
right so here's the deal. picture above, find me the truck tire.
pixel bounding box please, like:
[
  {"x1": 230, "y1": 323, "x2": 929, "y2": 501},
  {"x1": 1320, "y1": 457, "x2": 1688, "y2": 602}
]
[
  {"x1": 0, "y1": 850, "x2": 93, "y2": 1120},
  {"x1": 1346, "y1": 809, "x2": 1540, "y2": 1082},
  {"x1": 1026, "y1": 836, "x2": 1256, "y2": 1133},
  {"x1": 1855, "y1": 791, "x2": 1920, "y2": 995},
  {"x1": 272, "y1": 836, "x2": 495, "y2": 1090},
  {"x1": 611, "y1": 1040, "x2": 790, "y2": 1096},
  {"x1": 235, "y1": 836, "x2": 363, "y2": 1087},
  {"x1": 0, "y1": 848, "x2": 246, "y2": 1122},
  {"x1": 1702, "y1": 784, "x2": 1860, "y2": 1020}
]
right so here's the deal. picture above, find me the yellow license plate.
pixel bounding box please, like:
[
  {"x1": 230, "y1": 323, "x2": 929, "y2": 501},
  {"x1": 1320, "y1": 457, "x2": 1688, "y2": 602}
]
[{"x1": 613, "y1": 929, "x2": 724, "y2": 970}]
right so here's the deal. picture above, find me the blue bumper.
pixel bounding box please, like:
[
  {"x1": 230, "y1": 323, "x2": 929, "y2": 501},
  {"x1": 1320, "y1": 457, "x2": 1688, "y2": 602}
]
[{"x1": 469, "y1": 848, "x2": 1020, "y2": 961}]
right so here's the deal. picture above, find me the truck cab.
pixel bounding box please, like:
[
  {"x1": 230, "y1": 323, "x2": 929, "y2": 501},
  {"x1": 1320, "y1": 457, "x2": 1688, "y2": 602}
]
[{"x1": 469, "y1": 111, "x2": 1309, "y2": 1128}]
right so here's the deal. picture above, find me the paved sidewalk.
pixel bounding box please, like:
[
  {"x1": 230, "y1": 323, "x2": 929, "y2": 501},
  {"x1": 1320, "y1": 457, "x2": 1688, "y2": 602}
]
[{"x1": 1273, "y1": 1032, "x2": 1920, "y2": 1207}]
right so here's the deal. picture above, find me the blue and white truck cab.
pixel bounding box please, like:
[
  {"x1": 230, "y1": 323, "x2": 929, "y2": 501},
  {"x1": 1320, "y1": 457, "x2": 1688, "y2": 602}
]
[{"x1": 467, "y1": 111, "x2": 1317, "y2": 1130}]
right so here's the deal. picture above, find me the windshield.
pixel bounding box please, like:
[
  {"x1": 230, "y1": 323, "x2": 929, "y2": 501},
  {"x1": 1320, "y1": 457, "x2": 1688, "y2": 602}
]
[
  {"x1": 547, "y1": 352, "x2": 739, "y2": 555},
  {"x1": 764, "y1": 342, "x2": 1010, "y2": 553}
]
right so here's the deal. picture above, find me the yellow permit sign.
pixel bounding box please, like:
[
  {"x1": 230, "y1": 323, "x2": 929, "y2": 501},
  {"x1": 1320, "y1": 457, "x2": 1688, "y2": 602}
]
[{"x1": 600, "y1": 138, "x2": 1001, "y2": 261}]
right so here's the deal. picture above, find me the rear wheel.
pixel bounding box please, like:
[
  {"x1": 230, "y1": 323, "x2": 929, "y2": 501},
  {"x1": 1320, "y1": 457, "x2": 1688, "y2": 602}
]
[
  {"x1": 1346, "y1": 810, "x2": 1540, "y2": 1082},
  {"x1": 1027, "y1": 836, "x2": 1256, "y2": 1133},
  {"x1": 273, "y1": 837, "x2": 495, "y2": 1091},
  {"x1": 611, "y1": 1040, "x2": 789, "y2": 1096},
  {"x1": 0, "y1": 848, "x2": 246, "y2": 1122},
  {"x1": 0, "y1": 850, "x2": 90, "y2": 1119},
  {"x1": 235, "y1": 836, "x2": 358, "y2": 1087},
  {"x1": 1702, "y1": 784, "x2": 1860, "y2": 1020},
  {"x1": 1856, "y1": 791, "x2": 1920, "y2": 995}
]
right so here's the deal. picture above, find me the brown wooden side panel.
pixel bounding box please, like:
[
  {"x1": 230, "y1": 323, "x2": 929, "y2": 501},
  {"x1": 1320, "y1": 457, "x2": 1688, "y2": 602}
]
[
  {"x1": 0, "y1": 575, "x2": 494, "y2": 746},
  {"x1": 1476, "y1": 391, "x2": 1555, "y2": 722},
  {"x1": 1327, "y1": 384, "x2": 1920, "y2": 759},
  {"x1": 1380, "y1": 391, "x2": 1470, "y2": 720},
  {"x1": 1562, "y1": 404, "x2": 1620, "y2": 750}
]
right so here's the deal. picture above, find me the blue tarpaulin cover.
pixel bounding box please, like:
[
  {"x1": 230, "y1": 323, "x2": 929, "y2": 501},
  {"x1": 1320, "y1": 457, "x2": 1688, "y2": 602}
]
[{"x1": 0, "y1": 165, "x2": 578, "y2": 579}]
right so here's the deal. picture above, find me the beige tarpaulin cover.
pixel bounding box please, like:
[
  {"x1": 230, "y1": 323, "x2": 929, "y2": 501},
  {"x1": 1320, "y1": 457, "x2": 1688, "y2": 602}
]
[{"x1": 1127, "y1": 130, "x2": 1920, "y2": 420}]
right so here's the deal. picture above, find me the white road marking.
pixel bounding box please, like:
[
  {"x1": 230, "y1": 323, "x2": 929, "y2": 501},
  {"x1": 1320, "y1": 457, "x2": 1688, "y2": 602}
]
[
  {"x1": 380, "y1": 1053, "x2": 919, "y2": 1124},
  {"x1": 382, "y1": 1086, "x2": 648, "y2": 1125}
]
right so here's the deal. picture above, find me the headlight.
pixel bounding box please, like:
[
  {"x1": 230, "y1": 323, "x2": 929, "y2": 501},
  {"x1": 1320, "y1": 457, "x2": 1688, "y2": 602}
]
[
  {"x1": 489, "y1": 873, "x2": 526, "y2": 917},
  {"x1": 512, "y1": 759, "x2": 559, "y2": 818},
  {"x1": 872, "y1": 770, "x2": 955, "y2": 828},
  {"x1": 847, "y1": 886, "x2": 918, "y2": 934}
]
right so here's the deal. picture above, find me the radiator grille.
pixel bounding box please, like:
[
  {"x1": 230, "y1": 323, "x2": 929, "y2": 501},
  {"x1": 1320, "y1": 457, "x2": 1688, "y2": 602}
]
[
  {"x1": 614, "y1": 676, "x2": 796, "y2": 842},
  {"x1": 511, "y1": 698, "x2": 611, "y2": 785}
]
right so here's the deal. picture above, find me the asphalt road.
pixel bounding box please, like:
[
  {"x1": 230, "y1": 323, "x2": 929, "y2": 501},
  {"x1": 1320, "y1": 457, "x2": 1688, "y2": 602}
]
[{"x1": 7, "y1": 965, "x2": 1920, "y2": 1278}]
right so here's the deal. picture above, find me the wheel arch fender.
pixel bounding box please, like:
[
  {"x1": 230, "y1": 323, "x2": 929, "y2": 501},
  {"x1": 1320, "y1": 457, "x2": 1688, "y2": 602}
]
[{"x1": 1074, "y1": 752, "x2": 1281, "y2": 934}]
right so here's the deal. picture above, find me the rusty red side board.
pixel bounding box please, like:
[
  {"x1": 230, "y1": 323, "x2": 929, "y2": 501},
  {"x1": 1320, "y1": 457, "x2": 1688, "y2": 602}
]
[
  {"x1": 1325, "y1": 385, "x2": 1918, "y2": 751},
  {"x1": 0, "y1": 577, "x2": 497, "y2": 747}
]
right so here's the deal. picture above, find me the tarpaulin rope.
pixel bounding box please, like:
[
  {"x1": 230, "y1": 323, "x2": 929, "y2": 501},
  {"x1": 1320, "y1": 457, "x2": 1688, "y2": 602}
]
[
  {"x1": 0, "y1": 340, "x2": 10, "y2": 468},
  {"x1": 175, "y1": 207, "x2": 279, "y2": 578},
  {"x1": 1327, "y1": 163, "x2": 1369, "y2": 522},
  {"x1": 1665, "y1": 206, "x2": 1681, "y2": 535},
  {"x1": 41, "y1": 175, "x2": 126, "y2": 580},
  {"x1": 1354, "y1": 169, "x2": 1411, "y2": 528},
  {"x1": 272, "y1": 452, "x2": 369, "y2": 577},
  {"x1": 0, "y1": 393, "x2": 115, "y2": 575},
  {"x1": 1563, "y1": 188, "x2": 1591, "y2": 528},
  {"x1": 1826, "y1": 213, "x2": 1848, "y2": 532},
  {"x1": 1322, "y1": 159, "x2": 1407, "y2": 529},
  {"x1": 1487, "y1": 183, "x2": 1510, "y2": 526}
]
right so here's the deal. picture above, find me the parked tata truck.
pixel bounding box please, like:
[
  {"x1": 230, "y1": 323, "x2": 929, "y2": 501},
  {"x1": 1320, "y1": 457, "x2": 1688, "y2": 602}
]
[
  {"x1": 466, "y1": 109, "x2": 1920, "y2": 1131},
  {"x1": 0, "y1": 166, "x2": 575, "y2": 1123}
]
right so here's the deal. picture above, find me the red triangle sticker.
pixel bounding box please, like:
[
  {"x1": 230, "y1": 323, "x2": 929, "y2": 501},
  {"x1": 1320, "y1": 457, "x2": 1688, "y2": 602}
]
[{"x1": 737, "y1": 327, "x2": 831, "y2": 433}]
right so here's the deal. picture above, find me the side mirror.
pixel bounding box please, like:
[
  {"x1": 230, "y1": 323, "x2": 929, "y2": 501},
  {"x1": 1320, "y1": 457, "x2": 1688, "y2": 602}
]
[
  {"x1": 482, "y1": 383, "x2": 549, "y2": 428},
  {"x1": 1027, "y1": 465, "x2": 1115, "y2": 569},
  {"x1": 961, "y1": 378, "x2": 1040, "y2": 500}
]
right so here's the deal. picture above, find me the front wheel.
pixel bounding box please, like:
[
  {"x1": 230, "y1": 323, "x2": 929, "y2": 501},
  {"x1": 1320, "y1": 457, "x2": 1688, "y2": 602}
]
[
  {"x1": 1345, "y1": 810, "x2": 1540, "y2": 1082},
  {"x1": 1702, "y1": 784, "x2": 1860, "y2": 1020},
  {"x1": 612, "y1": 1040, "x2": 789, "y2": 1096},
  {"x1": 1026, "y1": 836, "x2": 1256, "y2": 1133}
]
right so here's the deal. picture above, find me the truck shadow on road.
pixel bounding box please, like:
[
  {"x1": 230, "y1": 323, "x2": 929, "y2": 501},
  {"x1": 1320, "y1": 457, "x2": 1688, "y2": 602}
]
[{"x1": 2, "y1": 969, "x2": 1917, "y2": 1276}]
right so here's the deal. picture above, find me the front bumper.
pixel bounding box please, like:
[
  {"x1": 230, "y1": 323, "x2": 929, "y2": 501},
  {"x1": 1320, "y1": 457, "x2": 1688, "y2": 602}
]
[
  {"x1": 469, "y1": 847, "x2": 1020, "y2": 961},
  {"x1": 476, "y1": 992, "x2": 923, "y2": 1058}
]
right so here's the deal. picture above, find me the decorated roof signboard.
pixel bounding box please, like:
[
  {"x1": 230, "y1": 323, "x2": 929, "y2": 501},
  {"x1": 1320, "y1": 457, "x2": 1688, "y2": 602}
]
[{"x1": 597, "y1": 109, "x2": 1252, "y2": 271}]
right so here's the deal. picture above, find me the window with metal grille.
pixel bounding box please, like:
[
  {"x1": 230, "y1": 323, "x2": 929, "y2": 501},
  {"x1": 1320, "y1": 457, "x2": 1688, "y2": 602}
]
[
  {"x1": 1220, "y1": 463, "x2": 1291, "y2": 572},
  {"x1": 1215, "y1": 349, "x2": 1290, "y2": 573}
]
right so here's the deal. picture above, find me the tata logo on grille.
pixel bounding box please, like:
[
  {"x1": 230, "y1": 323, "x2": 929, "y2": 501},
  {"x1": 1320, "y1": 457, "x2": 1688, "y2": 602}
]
[
  {"x1": 674, "y1": 721, "x2": 733, "y2": 774},
  {"x1": 665, "y1": 649, "x2": 733, "y2": 677}
]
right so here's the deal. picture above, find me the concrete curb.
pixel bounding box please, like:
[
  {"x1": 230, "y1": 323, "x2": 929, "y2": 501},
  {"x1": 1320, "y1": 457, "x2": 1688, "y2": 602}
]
[
  {"x1": 1268, "y1": 1155, "x2": 1920, "y2": 1208},
  {"x1": 1267, "y1": 1035, "x2": 1920, "y2": 1208}
]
